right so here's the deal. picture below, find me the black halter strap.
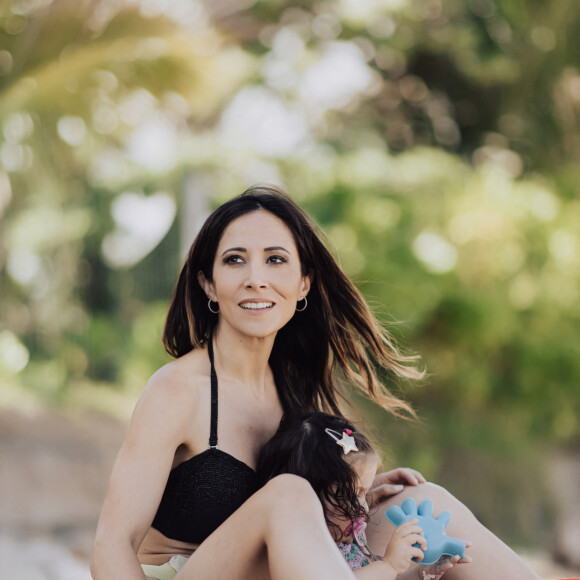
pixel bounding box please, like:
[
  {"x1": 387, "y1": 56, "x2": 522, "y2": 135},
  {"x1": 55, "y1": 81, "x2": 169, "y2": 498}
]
[{"x1": 207, "y1": 338, "x2": 219, "y2": 449}]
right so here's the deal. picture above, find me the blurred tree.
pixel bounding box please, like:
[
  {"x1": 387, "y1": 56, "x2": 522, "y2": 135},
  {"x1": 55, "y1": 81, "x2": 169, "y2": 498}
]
[{"x1": 0, "y1": 0, "x2": 253, "y2": 392}]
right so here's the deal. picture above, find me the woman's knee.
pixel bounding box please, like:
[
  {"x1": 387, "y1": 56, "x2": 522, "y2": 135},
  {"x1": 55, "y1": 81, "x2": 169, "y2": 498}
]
[
  {"x1": 404, "y1": 482, "x2": 476, "y2": 520},
  {"x1": 263, "y1": 473, "x2": 320, "y2": 503},
  {"x1": 417, "y1": 482, "x2": 455, "y2": 503},
  {"x1": 261, "y1": 474, "x2": 324, "y2": 519}
]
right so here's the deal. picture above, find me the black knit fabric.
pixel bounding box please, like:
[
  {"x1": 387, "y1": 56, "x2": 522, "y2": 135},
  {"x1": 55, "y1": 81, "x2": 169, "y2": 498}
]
[{"x1": 151, "y1": 340, "x2": 261, "y2": 544}]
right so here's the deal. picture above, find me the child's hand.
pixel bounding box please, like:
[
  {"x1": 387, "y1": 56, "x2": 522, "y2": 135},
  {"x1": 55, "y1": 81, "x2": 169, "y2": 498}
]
[
  {"x1": 417, "y1": 542, "x2": 473, "y2": 580},
  {"x1": 382, "y1": 519, "x2": 427, "y2": 574},
  {"x1": 385, "y1": 498, "x2": 465, "y2": 564}
]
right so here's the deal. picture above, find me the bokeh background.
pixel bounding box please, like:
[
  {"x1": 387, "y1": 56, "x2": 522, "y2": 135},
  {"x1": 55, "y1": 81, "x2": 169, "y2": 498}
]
[{"x1": 1, "y1": 0, "x2": 579, "y2": 578}]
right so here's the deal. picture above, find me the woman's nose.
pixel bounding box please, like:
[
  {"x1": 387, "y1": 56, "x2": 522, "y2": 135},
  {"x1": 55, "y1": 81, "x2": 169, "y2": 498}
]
[{"x1": 244, "y1": 262, "x2": 268, "y2": 289}]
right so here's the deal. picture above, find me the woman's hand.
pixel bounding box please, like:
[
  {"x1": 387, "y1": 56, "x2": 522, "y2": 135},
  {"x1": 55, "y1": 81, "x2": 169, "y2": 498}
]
[{"x1": 370, "y1": 468, "x2": 426, "y2": 507}]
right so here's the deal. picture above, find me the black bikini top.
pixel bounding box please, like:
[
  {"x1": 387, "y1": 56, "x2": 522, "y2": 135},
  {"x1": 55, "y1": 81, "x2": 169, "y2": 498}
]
[{"x1": 151, "y1": 340, "x2": 261, "y2": 544}]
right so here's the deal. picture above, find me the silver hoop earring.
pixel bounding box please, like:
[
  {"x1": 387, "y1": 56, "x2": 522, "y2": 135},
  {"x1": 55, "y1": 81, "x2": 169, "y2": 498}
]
[
  {"x1": 296, "y1": 297, "x2": 307, "y2": 312},
  {"x1": 208, "y1": 300, "x2": 220, "y2": 314}
]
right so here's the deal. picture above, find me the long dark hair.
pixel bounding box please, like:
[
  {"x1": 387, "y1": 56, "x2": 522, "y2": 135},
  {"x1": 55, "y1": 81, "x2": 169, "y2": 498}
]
[
  {"x1": 163, "y1": 184, "x2": 421, "y2": 417},
  {"x1": 256, "y1": 412, "x2": 377, "y2": 551}
]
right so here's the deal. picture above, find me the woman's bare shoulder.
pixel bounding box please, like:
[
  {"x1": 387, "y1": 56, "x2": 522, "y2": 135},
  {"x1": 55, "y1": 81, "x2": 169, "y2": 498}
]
[
  {"x1": 134, "y1": 348, "x2": 210, "y2": 424},
  {"x1": 109, "y1": 348, "x2": 211, "y2": 472}
]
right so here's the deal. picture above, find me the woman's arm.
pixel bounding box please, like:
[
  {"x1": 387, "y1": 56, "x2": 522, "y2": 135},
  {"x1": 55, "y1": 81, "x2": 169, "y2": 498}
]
[{"x1": 91, "y1": 371, "x2": 197, "y2": 579}]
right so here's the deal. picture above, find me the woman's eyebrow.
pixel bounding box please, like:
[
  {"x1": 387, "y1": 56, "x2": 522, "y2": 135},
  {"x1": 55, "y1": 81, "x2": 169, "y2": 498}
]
[
  {"x1": 221, "y1": 245, "x2": 292, "y2": 256},
  {"x1": 221, "y1": 247, "x2": 246, "y2": 256},
  {"x1": 264, "y1": 246, "x2": 291, "y2": 253}
]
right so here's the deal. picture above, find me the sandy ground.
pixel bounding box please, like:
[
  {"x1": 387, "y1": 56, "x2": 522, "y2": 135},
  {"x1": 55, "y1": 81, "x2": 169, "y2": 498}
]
[{"x1": 0, "y1": 534, "x2": 91, "y2": 580}]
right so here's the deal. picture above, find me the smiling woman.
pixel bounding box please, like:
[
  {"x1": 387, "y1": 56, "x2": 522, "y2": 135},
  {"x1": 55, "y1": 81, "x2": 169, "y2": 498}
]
[
  {"x1": 197, "y1": 210, "x2": 311, "y2": 343},
  {"x1": 91, "y1": 185, "x2": 540, "y2": 580}
]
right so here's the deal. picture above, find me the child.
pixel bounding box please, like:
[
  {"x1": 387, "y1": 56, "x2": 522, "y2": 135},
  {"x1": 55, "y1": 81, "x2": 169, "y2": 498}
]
[{"x1": 257, "y1": 412, "x2": 469, "y2": 579}]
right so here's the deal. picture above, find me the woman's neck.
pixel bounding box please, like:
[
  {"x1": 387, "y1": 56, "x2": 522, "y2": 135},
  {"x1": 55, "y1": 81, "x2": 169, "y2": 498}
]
[{"x1": 211, "y1": 326, "x2": 276, "y2": 396}]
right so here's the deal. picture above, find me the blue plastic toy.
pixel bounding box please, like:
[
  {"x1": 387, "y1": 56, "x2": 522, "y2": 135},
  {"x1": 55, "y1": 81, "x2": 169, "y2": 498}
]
[{"x1": 385, "y1": 498, "x2": 466, "y2": 565}]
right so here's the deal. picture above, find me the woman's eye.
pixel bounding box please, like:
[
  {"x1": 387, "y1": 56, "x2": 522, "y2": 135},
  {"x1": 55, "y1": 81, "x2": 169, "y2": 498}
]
[
  {"x1": 267, "y1": 255, "x2": 287, "y2": 264},
  {"x1": 223, "y1": 254, "x2": 244, "y2": 264}
]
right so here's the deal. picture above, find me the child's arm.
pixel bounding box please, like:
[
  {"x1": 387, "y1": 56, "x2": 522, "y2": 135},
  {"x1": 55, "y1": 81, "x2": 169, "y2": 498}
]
[
  {"x1": 395, "y1": 545, "x2": 473, "y2": 580},
  {"x1": 353, "y1": 520, "x2": 426, "y2": 579},
  {"x1": 396, "y1": 552, "x2": 472, "y2": 580},
  {"x1": 354, "y1": 549, "x2": 471, "y2": 580}
]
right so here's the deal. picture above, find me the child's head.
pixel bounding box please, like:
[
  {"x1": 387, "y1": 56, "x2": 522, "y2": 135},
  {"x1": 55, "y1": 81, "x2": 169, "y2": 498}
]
[{"x1": 257, "y1": 412, "x2": 380, "y2": 542}]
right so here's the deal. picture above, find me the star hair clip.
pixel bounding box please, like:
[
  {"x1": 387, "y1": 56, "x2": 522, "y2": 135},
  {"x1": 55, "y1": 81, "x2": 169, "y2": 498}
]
[{"x1": 325, "y1": 427, "x2": 359, "y2": 455}]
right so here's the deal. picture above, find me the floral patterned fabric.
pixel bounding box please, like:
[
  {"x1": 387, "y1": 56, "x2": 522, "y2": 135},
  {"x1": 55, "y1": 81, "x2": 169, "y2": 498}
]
[
  {"x1": 336, "y1": 519, "x2": 372, "y2": 570},
  {"x1": 336, "y1": 539, "x2": 371, "y2": 570}
]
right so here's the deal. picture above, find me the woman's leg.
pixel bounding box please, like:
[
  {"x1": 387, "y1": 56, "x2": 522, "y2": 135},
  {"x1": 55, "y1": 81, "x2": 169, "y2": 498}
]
[
  {"x1": 175, "y1": 474, "x2": 355, "y2": 580},
  {"x1": 365, "y1": 483, "x2": 540, "y2": 580}
]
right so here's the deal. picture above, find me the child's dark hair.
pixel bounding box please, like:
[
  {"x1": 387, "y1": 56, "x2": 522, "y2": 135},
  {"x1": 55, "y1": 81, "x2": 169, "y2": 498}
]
[{"x1": 257, "y1": 412, "x2": 379, "y2": 554}]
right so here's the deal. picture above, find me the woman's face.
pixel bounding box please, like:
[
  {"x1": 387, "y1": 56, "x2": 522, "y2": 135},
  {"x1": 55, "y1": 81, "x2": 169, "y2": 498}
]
[
  {"x1": 198, "y1": 210, "x2": 311, "y2": 340},
  {"x1": 327, "y1": 452, "x2": 379, "y2": 542}
]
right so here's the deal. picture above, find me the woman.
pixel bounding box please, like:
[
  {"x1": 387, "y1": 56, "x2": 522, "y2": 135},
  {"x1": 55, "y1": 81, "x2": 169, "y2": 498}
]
[{"x1": 91, "y1": 185, "x2": 539, "y2": 579}]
